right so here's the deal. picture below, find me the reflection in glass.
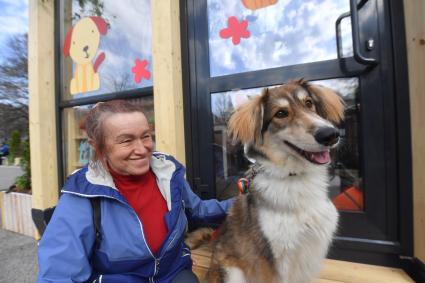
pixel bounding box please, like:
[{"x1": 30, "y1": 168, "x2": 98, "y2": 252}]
[
  {"x1": 60, "y1": 0, "x2": 152, "y2": 99},
  {"x1": 207, "y1": 0, "x2": 353, "y2": 77},
  {"x1": 62, "y1": 97, "x2": 154, "y2": 177},
  {"x1": 211, "y1": 78, "x2": 363, "y2": 212}
]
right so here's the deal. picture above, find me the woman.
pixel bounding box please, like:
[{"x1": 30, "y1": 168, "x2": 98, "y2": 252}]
[{"x1": 38, "y1": 100, "x2": 233, "y2": 283}]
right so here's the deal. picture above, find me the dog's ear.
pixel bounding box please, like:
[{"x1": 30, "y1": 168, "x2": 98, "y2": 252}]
[
  {"x1": 228, "y1": 88, "x2": 269, "y2": 145},
  {"x1": 90, "y1": 16, "x2": 108, "y2": 35},
  {"x1": 307, "y1": 84, "x2": 345, "y2": 124},
  {"x1": 63, "y1": 26, "x2": 74, "y2": 57}
]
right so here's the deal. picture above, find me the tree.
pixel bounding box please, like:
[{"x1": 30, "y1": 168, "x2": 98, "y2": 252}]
[
  {"x1": 8, "y1": 130, "x2": 22, "y2": 163},
  {"x1": 0, "y1": 33, "x2": 28, "y2": 141},
  {"x1": 0, "y1": 33, "x2": 28, "y2": 109},
  {"x1": 15, "y1": 139, "x2": 31, "y2": 192}
]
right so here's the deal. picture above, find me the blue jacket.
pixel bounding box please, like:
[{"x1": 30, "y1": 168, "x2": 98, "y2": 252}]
[{"x1": 38, "y1": 153, "x2": 233, "y2": 283}]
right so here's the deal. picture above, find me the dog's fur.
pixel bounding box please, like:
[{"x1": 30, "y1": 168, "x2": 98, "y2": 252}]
[
  {"x1": 63, "y1": 16, "x2": 107, "y2": 94},
  {"x1": 187, "y1": 80, "x2": 344, "y2": 283}
]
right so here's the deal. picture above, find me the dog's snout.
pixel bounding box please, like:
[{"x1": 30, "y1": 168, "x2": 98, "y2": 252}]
[
  {"x1": 314, "y1": 127, "x2": 340, "y2": 146},
  {"x1": 83, "y1": 45, "x2": 89, "y2": 52}
]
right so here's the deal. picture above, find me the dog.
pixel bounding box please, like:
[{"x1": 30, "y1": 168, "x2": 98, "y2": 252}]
[
  {"x1": 63, "y1": 16, "x2": 107, "y2": 95},
  {"x1": 187, "y1": 79, "x2": 344, "y2": 283}
]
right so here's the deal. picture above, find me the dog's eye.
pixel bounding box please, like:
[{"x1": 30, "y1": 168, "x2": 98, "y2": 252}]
[
  {"x1": 305, "y1": 99, "x2": 314, "y2": 108},
  {"x1": 275, "y1": 109, "x2": 289, "y2": 119},
  {"x1": 92, "y1": 30, "x2": 95, "y2": 33}
]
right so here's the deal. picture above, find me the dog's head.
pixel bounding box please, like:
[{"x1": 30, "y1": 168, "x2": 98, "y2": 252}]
[
  {"x1": 228, "y1": 79, "x2": 345, "y2": 167},
  {"x1": 63, "y1": 16, "x2": 108, "y2": 64}
]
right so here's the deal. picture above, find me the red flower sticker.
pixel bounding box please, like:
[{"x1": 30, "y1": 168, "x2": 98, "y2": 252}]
[
  {"x1": 219, "y1": 16, "x2": 250, "y2": 45},
  {"x1": 131, "y1": 59, "x2": 151, "y2": 84}
]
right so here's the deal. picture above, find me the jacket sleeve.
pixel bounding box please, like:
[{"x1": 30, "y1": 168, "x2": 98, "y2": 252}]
[
  {"x1": 181, "y1": 180, "x2": 235, "y2": 223},
  {"x1": 37, "y1": 193, "x2": 96, "y2": 283}
]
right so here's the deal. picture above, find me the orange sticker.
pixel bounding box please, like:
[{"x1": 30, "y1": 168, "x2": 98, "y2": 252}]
[{"x1": 241, "y1": 0, "x2": 278, "y2": 11}]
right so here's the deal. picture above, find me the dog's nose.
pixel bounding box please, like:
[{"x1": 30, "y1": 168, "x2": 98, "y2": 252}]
[
  {"x1": 83, "y1": 45, "x2": 89, "y2": 52},
  {"x1": 314, "y1": 127, "x2": 340, "y2": 146}
]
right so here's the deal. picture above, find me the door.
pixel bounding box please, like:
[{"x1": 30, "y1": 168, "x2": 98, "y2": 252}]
[{"x1": 182, "y1": 0, "x2": 412, "y2": 266}]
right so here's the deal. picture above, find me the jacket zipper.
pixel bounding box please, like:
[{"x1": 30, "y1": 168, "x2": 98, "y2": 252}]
[
  {"x1": 149, "y1": 231, "x2": 178, "y2": 282},
  {"x1": 64, "y1": 176, "x2": 181, "y2": 282}
]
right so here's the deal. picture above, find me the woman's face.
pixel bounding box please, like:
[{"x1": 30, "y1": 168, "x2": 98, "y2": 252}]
[{"x1": 102, "y1": 112, "x2": 153, "y2": 175}]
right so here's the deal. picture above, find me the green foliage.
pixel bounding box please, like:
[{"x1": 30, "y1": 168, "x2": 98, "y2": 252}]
[
  {"x1": 8, "y1": 130, "x2": 21, "y2": 163},
  {"x1": 15, "y1": 139, "x2": 31, "y2": 192}
]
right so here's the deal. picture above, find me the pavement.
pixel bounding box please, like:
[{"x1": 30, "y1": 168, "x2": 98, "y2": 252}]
[
  {"x1": 0, "y1": 165, "x2": 24, "y2": 191},
  {"x1": 0, "y1": 165, "x2": 38, "y2": 282},
  {"x1": 0, "y1": 228, "x2": 38, "y2": 283}
]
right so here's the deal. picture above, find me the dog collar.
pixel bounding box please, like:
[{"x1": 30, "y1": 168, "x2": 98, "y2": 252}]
[{"x1": 237, "y1": 164, "x2": 297, "y2": 194}]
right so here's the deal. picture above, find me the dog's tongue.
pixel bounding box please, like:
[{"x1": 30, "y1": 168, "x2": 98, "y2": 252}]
[{"x1": 309, "y1": 150, "x2": 330, "y2": 164}]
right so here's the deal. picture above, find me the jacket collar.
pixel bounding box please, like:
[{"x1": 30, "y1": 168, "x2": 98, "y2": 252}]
[{"x1": 62, "y1": 152, "x2": 183, "y2": 210}]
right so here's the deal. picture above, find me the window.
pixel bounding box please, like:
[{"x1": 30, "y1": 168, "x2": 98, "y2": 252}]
[
  {"x1": 57, "y1": 0, "x2": 154, "y2": 180},
  {"x1": 207, "y1": 0, "x2": 353, "y2": 77}
]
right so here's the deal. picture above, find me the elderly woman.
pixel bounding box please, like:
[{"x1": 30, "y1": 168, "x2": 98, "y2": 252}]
[{"x1": 38, "y1": 100, "x2": 233, "y2": 283}]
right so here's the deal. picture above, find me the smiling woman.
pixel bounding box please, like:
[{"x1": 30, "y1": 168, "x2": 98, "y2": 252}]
[
  {"x1": 84, "y1": 103, "x2": 154, "y2": 175},
  {"x1": 38, "y1": 99, "x2": 235, "y2": 282}
]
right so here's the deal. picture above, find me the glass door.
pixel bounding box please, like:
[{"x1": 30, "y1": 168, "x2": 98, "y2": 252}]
[{"x1": 183, "y1": 0, "x2": 410, "y2": 266}]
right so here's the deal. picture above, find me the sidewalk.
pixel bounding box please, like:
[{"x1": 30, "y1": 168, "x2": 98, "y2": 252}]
[
  {"x1": 0, "y1": 165, "x2": 24, "y2": 191},
  {"x1": 0, "y1": 228, "x2": 38, "y2": 283}
]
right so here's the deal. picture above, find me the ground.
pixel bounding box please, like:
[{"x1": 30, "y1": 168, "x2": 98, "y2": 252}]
[{"x1": 0, "y1": 228, "x2": 38, "y2": 283}]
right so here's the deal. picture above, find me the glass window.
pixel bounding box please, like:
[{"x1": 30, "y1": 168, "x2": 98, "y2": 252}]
[
  {"x1": 211, "y1": 78, "x2": 363, "y2": 212},
  {"x1": 207, "y1": 0, "x2": 353, "y2": 77},
  {"x1": 60, "y1": 0, "x2": 152, "y2": 100},
  {"x1": 61, "y1": 97, "x2": 154, "y2": 177}
]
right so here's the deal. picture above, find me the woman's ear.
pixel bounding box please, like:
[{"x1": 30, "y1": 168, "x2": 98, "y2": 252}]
[
  {"x1": 307, "y1": 84, "x2": 345, "y2": 125},
  {"x1": 88, "y1": 138, "x2": 96, "y2": 148},
  {"x1": 228, "y1": 88, "x2": 269, "y2": 145}
]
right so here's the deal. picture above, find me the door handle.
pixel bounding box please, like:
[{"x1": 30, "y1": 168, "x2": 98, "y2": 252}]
[
  {"x1": 335, "y1": 11, "x2": 350, "y2": 60},
  {"x1": 336, "y1": 0, "x2": 378, "y2": 66}
]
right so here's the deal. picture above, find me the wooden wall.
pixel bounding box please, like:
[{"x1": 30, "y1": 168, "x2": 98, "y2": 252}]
[
  {"x1": 151, "y1": 0, "x2": 186, "y2": 165},
  {"x1": 404, "y1": 0, "x2": 425, "y2": 263},
  {"x1": 28, "y1": 0, "x2": 59, "y2": 220}
]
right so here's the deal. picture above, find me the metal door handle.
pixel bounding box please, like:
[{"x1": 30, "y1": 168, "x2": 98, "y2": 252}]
[
  {"x1": 350, "y1": 0, "x2": 377, "y2": 65},
  {"x1": 336, "y1": 11, "x2": 351, "y2": 60},
  {"x1": 336, "y1": 0, "x2": 378, "y2": 66}
]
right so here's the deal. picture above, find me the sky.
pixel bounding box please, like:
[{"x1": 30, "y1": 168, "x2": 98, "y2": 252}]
[{"x1": 0, "y1": 0, "x2": 28, "y2": 64}]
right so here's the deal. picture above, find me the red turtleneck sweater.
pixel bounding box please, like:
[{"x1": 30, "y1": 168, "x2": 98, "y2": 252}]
[{"x1": 109, "y1": 167, "x2": 168, "y2": 254}]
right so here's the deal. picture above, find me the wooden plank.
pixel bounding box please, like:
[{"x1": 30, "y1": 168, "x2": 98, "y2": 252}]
[
  {"x1": 151, "y1": 0, "x2": 186, "y2": 165},
  {"x1": 314, "y1": 279, "x2": 345, "y2": 283},
  {"x1": 191, "y1": 246, "x2": 413, "y2": 282},
  {"x1": 319, "y1": 259, "x2": 413, "y2": 283},
  {"x1": 2, "y1": 193, "x2": 35, "y2": 237},
  {"x1": 28, "y1": 0, "x2": 59, "y2": 213},
  {"x1": 404, "y1": 0, "x2": 425, "y2": 263}
]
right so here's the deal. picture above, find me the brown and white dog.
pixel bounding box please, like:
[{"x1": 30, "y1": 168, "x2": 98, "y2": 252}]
[{"x1": 187, "y1": 79, "x2": 344, "y2": 283}]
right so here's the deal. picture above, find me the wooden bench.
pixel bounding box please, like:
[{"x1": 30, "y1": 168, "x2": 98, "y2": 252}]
[{"x1": 191, "y1": 245, "x2": 414, "y2": 283}]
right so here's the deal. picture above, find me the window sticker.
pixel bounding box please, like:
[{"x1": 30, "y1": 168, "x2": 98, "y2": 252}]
[
  {"x1": 63, "y1": 16, "x2": 108, "y2": 95},
  {"x1": 131, "y1": 58, "x2": 151, "y2": 84},
  {"x1": 219, "y1": 16, "x2": 251, "y2": 45},
  {"x1": 241, "y1": 0, "x2": 279, "y2": 11}
]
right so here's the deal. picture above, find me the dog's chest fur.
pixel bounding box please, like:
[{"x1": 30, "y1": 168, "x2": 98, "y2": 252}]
[{"x1": 254, "y1": 167, "x2": 338, "y2": 282}]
